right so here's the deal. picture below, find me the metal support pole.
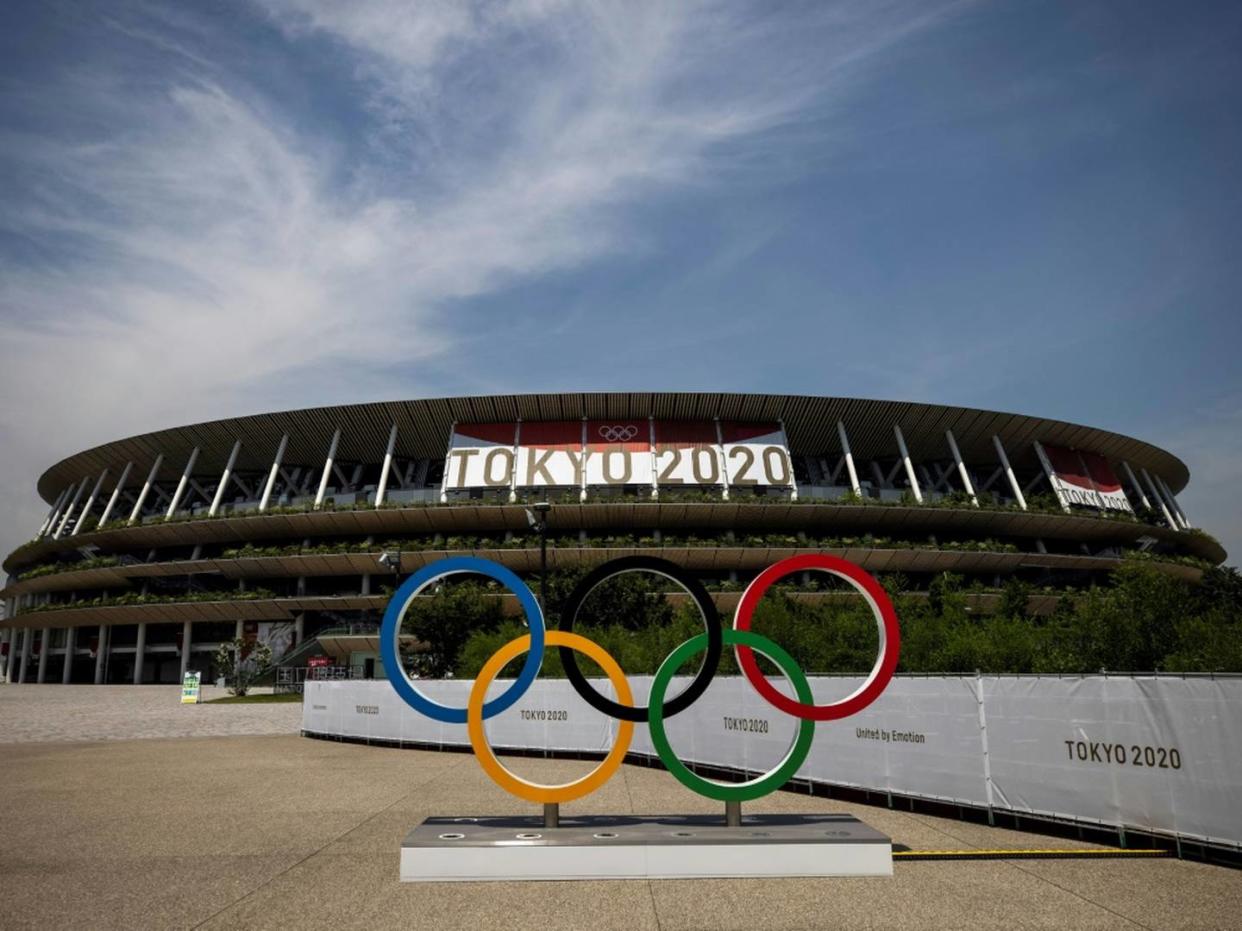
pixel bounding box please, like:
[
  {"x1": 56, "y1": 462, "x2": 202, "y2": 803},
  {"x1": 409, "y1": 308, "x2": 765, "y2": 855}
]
[
  {"x1": 893, "y1": 425, "x2": 923, "y2": 503},
  {"x1": 1032, "y1": 441, "x2": 1072, "y2": 513},
  {"x1": 649, "y1": 416, "x2": 660, "y2": 499},
  {"x1": 62, "y1": 626, "x2": 76, "y2": 684},
  {"x1": 209, "y1": 440, "x2": 242, "y2": 516},
  {"x1": 725, "y1": 800, "x2": 742, "y2": 827},
  {"x1": 72, "y1": 469, "x2": 110, "y2": 536},
  {"x1": 1120, "y1": 460, "x2": 1151, "y2": 510},
  {"x1": 375, "y1": 424, "x2": 399, "y2": 508},
  {"x1": 779, "y1": 419, "x2": 798, "y2": 501},
  {"x1": 37, "y1": 487, "x2": 70, "y2": 538},
  {"x1": 714, "y1": 418, "x2": 730, "y2": 500},
  {"x1": 834, "y1": 422, "x2": 864, "y2": 496},
  {"x1": 98, "y1": 462, "x2": 134, "y2": 528},
  {"x1": 259, "y1": 434, "x2": 289, "y2": 512},
  {"x1": 543, "y1": 803, "x2": 559, "y2": 829},
  {"x1": 1156, "y1": 475, "x2": 1191, "y2": 529},
  {"x1": 314, "y1": 428, "x2": 341, "y2": 510},
  {"x1": 945, "y1": 430, "x2": 978, "y2": 506},
  {"x1": 133, "y1": 622, "x2": 147, "y2": 685},
  {"x1": 165, "y1": 448, "x2": 200, "y2": 520},
  {"x1": 992, "y1": 436, "x2": 1027, "y2": 510},
  {"x1": 94, "y1": 625, "x2": 107, "y2": 684},
  {"x1": 179, "y1": 620, "x2": 193, "y2": 682},
  {"x1": 128, "y1": 455, "x2": 165, "y2": 525},
  {"x1": 53, "y1": 478, "x2": 89, "y2": 539},
  {"x1": 1141, "y1": 468, "x2": 1178, "y2": 529},
  {"x1": 539, "y1": 522, "x2": 548, "y2": 619}
]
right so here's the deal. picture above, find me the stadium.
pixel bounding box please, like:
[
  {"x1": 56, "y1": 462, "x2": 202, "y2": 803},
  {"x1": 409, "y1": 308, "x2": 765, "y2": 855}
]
[{"x1": 0, "y1": 393, "x2": 1223, "y2": 687}]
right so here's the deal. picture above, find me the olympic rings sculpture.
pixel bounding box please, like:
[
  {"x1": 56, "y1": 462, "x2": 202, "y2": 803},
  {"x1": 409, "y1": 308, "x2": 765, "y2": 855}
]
[{"x1": 381, "y1": 553, "x2": 900, "y2": 806}]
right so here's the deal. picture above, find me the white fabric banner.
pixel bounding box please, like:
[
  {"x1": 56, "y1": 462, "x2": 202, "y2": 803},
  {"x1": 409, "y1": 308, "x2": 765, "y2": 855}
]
[
  {"x1": 303, "y1": 674, "x2": 1242, "y2": 846},
  {"x1": 720, "y1": 422, "x2": 795, "y2": 487}
]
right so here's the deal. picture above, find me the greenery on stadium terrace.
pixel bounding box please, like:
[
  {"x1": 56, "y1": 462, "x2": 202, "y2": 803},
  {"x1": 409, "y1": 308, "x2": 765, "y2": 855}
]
[{"x1": 396, "y1": 564, "x2": 1242, "y2": 677}]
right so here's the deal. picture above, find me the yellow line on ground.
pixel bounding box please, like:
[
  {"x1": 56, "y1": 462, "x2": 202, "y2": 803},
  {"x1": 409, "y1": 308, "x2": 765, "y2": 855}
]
[{"x1": 894, "y1": 848, "x2": 1167, "y2": 857}]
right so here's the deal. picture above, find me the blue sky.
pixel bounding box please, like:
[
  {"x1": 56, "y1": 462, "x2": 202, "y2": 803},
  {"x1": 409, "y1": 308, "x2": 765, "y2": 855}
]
[{"x1": 1, "y1": 1, "x2": 1239, "y2": 563}]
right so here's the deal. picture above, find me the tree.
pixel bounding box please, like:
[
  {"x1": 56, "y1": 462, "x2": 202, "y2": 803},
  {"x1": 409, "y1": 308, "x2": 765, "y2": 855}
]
[
  {"x1": 212, "y1": 637, "x2": 273, "y2": 697},
  {"x1": 402, "y1": 580, "x2": 504, "y2": 678}
]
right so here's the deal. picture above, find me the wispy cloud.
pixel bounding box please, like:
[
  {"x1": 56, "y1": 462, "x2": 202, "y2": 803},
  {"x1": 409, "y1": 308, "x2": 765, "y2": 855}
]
[{"x1": 0, "y1": 0, "x2": 962, "y2": 550}]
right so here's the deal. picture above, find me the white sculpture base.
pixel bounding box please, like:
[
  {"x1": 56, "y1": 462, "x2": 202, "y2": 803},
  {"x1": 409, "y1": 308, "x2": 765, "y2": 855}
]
[{"x1": 400, "y1": 813, "x2": 892, "y2": 882}]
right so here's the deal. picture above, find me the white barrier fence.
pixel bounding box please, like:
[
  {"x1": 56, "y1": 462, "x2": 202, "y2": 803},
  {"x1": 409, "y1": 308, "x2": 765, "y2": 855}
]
[{"x1": 303, "y1": 674, "x2": 1242, "y2": 849}]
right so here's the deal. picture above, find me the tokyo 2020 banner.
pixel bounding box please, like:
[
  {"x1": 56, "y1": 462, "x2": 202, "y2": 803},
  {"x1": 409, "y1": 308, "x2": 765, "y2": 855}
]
[
  {"x1": 380, "y1": 553, "x2": 898, "y2": 805},
  {"x1": 442, "y1": 421, "x2": 795, "y2": 491}
]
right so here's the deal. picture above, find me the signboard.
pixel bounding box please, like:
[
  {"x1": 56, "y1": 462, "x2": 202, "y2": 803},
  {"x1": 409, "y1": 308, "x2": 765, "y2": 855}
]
[
  {"x1": 1036, "y1": 443, "x2": 1133, "y2": 513},
  {"x1": 307, "y1": 674, "x2": 1242, "y2": 848},
  {"x1": 181, "y1": 670, "x2": 202, "y2": 704},
  {"x1": 443, "y1": 421, "x2": 794, "y2": 491}
]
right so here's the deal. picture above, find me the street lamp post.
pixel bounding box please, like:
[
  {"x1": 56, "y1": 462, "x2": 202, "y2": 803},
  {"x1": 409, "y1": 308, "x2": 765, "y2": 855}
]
[
  {"x1": 524, "y1": 501, "x2": 553, "y2": 829},
  {"x1": 524, "y1": 502, "x2": 552, "y2": 617}
]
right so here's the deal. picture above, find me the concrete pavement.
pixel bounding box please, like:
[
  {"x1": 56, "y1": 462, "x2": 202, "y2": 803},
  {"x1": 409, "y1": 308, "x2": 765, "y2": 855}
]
[{"x1": 1, "y1": 731, "x2": 1240, "y2": 930}]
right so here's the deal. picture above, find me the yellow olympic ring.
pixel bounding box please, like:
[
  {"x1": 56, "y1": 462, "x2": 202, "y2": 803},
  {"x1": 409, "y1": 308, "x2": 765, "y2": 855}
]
[{"x1": 467, "y1": 631, "x2": 634, "y2": 804}]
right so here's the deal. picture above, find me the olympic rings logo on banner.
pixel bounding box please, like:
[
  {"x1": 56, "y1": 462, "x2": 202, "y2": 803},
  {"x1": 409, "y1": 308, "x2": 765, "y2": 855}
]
[
  {"x1": 381, "y1": 553, "x2": 900, "y2": 805},
  {"x1": 597, "y1": 424, "x2": 638, "y2": 442}
]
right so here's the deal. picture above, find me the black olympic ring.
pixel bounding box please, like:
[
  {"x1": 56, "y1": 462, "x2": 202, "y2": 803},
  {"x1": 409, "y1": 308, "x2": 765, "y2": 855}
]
[{"x1": 558, "y1": 555, "x2": 722, "y2": 723}]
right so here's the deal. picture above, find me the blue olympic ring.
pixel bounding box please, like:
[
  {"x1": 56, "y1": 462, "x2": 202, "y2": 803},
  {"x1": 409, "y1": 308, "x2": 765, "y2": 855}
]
[{"x1": 379, "y1": 556, "x2": 545, "y2": 724}]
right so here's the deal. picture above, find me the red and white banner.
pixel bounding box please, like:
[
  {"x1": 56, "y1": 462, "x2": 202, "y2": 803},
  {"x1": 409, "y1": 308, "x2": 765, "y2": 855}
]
[
  {"x1": 586, "y1": 419, "x2": 652, "y2": 486},
  {"x1": 444, "y1": 421, "x2": 795, "y2": 491},
  {"x1": 444, "y1": 423, "x2": 519, "y2": 489},
  {"x1": 721, "y1": 422, "x2": 794, "y2": 487},
  {"x1": 1036, "y1": 443, "x2": 1133, "y2": 513}
]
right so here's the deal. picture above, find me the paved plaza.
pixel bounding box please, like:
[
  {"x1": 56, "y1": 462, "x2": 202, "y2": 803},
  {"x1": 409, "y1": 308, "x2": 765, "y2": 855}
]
[
  {"x1": 1, "y1": 685, "x2": 1240, "y2": 930},
  {"x1": 0, "y1": 684, "x2": 302, "y2": 743}
]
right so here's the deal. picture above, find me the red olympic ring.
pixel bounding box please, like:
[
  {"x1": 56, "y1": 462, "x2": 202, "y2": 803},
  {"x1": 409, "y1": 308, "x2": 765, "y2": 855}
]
[{"x1": 732, "y1": 553, "x2": 900, "y2": 721}]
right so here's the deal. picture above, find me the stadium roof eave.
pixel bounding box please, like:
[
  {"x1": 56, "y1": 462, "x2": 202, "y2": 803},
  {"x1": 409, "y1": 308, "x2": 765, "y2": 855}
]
[{"x1": 35, "y1": 393, "x2": 1191, "y2": 502}]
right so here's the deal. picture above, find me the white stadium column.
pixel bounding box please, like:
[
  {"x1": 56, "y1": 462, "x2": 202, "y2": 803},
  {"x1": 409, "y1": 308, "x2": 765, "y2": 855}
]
[
  {"x1": 71, "y1": 469, "x2": 110, "y2": 536},
  {"x1": 94, "y1": 625, "x2": 107, "y2": 685},
  {"x1": 893, "y1": 425, "x2": 923, "y2": 503},
  {"x1": 37, "y1": 627, "x2": 51, "y2": 682},
  {"x1": 439, "y1": 421, "x2": 457, "y2": 504},
  {"x1": 649, "y1": 416, "x2": 659, "y2": 500},
  {"x1": 314, "y1": 428, "x2": 341, "y2": 510},
  {"x1": 1156, "y1": 475, "x2": 1192, "y2": 529},
  {"x1": 2, "y1": 628, "x2": 13, "y2": 682},
  {"x1": 179, "y1": 620, "x2": 193, "y2": 682},
  {"x1": 779, "y1": 419, "x2": 798, "y2": 501},
  {"x1": 53, "y1": 478, "x2": 89, "y2": 539},
  {"x1": 1032, "y1": 441, "x2": 1071, "y2": 513},
  {"x1": 164, "y1": 447, "x2": 200, "y2": 520},
  {"x1": 97, "y1": 461, "x2": 134, "y2": 528},
  {"x1": 38, "y1": 487, "x2": 70, "y2": 538},
  {"x1": 1120, "y1": 460, "x2": 1152, "y2": 510},
  {"x1": 713, "y1": 418, "x2": 730, "y2": 501},
  {"x1": 992, "y1": 435, "x2": 1027, "y2": 510},
  {"x1": 259, "y1": 434, "x2": 289, "y2": 512},
  {"x1": 945, "y1": 430, "x2": 978, "y2": 506},
  {"x1": 209, "y1": 440, "x2": 242, "y2": 516},
  {"x1": 128, "y1": 455, "x2": 165, "y2": 525},
  {"x1": 18, "y1": 627, "x2": 30, "y2": 683},
  {"x1": 1141, "y1": 468, "x2": 1178, "y2": 529},
  {"x1": 836, "y1": 421, "x2": 862, "y2": 497},
  {"x1": 133, "y1": 622, "x2": 147, "y2": 685},
  {"x1": 62, "y1": 626, "x2": 76, "y2": 684},
  {"x1": 294, "y1": 613, "x2": 305, "y2": 647},
  {"x1": 375, "y1": 424, "x2": 399, "y2": 508}
]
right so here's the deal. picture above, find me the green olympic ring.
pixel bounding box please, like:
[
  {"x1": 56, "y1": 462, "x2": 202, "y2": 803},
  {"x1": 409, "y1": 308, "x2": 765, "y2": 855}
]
[{"x1": 647, "y1": 628, "x2": 816, "y2": 802}]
